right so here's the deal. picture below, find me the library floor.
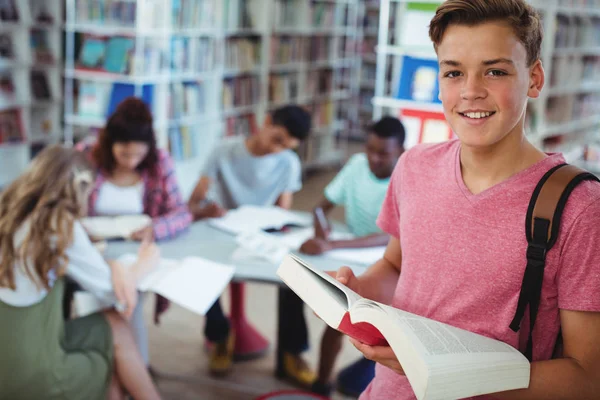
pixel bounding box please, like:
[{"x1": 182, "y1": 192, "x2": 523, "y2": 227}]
[{"x1": 145, "y1": 167, "x2": 362, "y2": 400}]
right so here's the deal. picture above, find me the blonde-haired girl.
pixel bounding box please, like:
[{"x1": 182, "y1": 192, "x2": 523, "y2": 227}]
[{"x1": 0, "y1": 145, "x2": 161, "y2": 400}]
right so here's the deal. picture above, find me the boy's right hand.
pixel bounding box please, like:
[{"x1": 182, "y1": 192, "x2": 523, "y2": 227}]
[
  {"x1": 203, "y1": 202, "x2": 227, "y2": 218},
  {"x1": 327, "y1": 266, "x2": 362, "y2": 296}
]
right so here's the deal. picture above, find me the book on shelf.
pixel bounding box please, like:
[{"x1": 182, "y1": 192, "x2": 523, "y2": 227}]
[
  {"x1": 0, "y1": 33, "x2": 14, "y2": 59},
  {"x1": 30, "y1": 30, "x2": 54, "y2": 65},
  {"x1": 168, "y1": 125, "x2": 198, "y2": 162},
  {"x1": 29, "y1": 1, "x2": 54, "y2": 23},
  {"x1": 222, "y1": 75, "x2": 260, "y2": 109},
  {"x1": 271, "y1": 35, "x2": 308, "y2": 65},
  {"x1": 0, "y1": 72, "x2": 16, "y2": 104},
  {"x1": 169, "y1": 81, "x2": 206, "y2": 119},
  {"x1": 310, "y1": 2, "x2": 335, "y2": 28},
  {"x1": 226, "y1": 112, "x2": 257, "y2": 137},
  {"x1": 0, "y1": 108, "x2": 25, "y2": 144},
  {"x1": 0, "y1": 0, "x2": 19, "y2": 22},
  {"x1": 30, "y1": 70, "x2": 52, "y2": 100},
  {"x1": 226, "y1": 37, "x2": 261, "y2": 70},
  {"x1": 196, "y1": 38, "x2": 215, "y2": 72},
  {"x1": 224, "y1": 0, "x2": 261, "y2": 30},
  {"x1": 269, "y1": 72, "x2": 300, "y2": 104},
  {"x1": 273, "y1": 0, "x2": 303, "y2": 29},
  {"x1": 396, "y1": 55, "x2": 441, "y2": 104},
  {"x1": 277, "y1": 254, "x2": 531, "y2": 400},
  {"x1": 74, "y1": 254, "x2": 235, "y2": 317},
  {"x1": 400, "y1": 108, "x2": 453, "y2": 149}
]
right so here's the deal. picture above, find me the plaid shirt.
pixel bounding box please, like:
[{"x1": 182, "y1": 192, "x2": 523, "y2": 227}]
[{"x1": 76, "y1": 139, "x2": 192, "y2": 241}]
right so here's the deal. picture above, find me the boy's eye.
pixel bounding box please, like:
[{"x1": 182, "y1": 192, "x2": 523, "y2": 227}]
[
  {"x1": 487, "y1": 69, "x2": 508, "y2": 77},
  {"x1": 443, "y1": 71, "x2": 461, "y2": 78}
]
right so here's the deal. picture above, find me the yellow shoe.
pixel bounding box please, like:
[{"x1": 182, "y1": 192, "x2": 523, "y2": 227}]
[
  {"x1": 276, "y1": 352, "x2": 317, "y2": 388},
  {"x1": 209, "y1": 330, "x2": 235, "y2": 377}
]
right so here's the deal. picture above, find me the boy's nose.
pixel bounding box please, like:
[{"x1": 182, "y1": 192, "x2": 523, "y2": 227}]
[{"x1": 461, "y1": 76, "x2": 487, "y2": 101}]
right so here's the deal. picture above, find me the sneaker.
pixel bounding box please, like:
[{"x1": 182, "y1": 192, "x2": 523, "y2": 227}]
[
  {"x1": 336, "y1": 357, "x2": 376, "y2": 397},
  {"x1": 310, "y1": 380, "x2": 333, "y2": 397},
  {"x1": 209, "y1": 330, "x2": 235, "y2": 376},
  {"x1": 275, "y1": 352, "x2": 317, "y2": 388}
]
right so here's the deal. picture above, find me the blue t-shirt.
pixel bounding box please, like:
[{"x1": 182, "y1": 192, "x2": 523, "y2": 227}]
[
  {"x1": 202, "y1": 136, "x2": 302, "y2": 209},
  {"x1": 324, "y1": 153, "x2": 390, "y2": 237}
]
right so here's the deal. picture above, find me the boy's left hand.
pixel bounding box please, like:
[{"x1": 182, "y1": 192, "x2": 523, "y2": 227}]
[
  {"x1": 299, "y1": 238, "x2": 333, "y2": 255},
  {"x1": 349, "y1": 338, "x2": 405, "y2": 375}
]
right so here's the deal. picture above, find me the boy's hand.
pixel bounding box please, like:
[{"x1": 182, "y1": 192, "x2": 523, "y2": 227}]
[
  {"x1": 196, "y1": 202, "x2": 227, "y2": 219},
  {"x1": 349, "y1": 338, "x2": 404, "y2": 375},
  {"x1": 327, "y1": 266, "x2": 362, "y2": 295},
  {"x1": 300, "y1": 238, "x2": 332, "y2": 255}
]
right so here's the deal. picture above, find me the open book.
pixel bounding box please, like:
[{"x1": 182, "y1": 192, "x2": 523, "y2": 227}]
[
  {"x1": 75, "y1": 255, "x2": 234, "y2": 317},
  {"x1": 209, "y1": 205, "x2": 309, "y2": 235},
  {"x1": 81, "y1": 215, "x2": 152, "y2": 240},
  {"x1": 277, "y1": 255, "x2": 530, "y2": 400}
]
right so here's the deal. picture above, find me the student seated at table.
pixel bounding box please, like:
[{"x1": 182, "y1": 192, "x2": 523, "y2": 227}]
[
  {"x1": 300, "y1": 117, "x2": 405, "y2": 397},
  {"x1": 76, "y1": 97, "x2": 192, "y2": 365},
  {"x1": 188, "y1": 105, "x2": 314, "y2": 386},
  {"x1": 0, "y1": 145, "x2": 162, "y2": 400}
]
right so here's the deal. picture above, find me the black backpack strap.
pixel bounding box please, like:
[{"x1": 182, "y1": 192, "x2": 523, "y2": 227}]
[{"x1": 510, "y1": 164, "x2": 600, "y2": 361}]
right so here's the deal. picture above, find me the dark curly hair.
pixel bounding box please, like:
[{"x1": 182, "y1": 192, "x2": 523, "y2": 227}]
[{"x1": 92, "y1": 97, "x2": 159, "y2": 175}]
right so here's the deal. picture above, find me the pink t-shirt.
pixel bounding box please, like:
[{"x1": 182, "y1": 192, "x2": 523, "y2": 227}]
[{"x1": 361, "y1": 140, "x2": 600, "y2": 400}]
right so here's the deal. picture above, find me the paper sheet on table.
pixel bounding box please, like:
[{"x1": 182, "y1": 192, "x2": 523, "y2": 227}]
[
  {"x1": 277, "y1": 227, "x2": 354, "y2": 249},
  {"x1": 325, "y1": 246, "x2": 386, "y2": 266},
  {"x1": 208, "y1": 205, "x2": 310, "y2": 235}
]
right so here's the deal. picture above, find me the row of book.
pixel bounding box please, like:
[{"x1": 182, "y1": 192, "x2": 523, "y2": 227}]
[
  {"x1": 226, "y1": 37, "x2": 261, "y2": 70},
  {"x1": 550, "y1": 55, "x2": 600, "y2": 87},
  {"x1": 269, "y1": 72, "x2": 300, "y2": 104},
  {"x1": 0, "y1": 109, "x2": 24, "y2": 144},
  {"x1": 74, "y1": 0, "x2": 217, "y2": 30},
  {"x1": 168, "y1": 125, "x2": 199, "y2": 161},
  {"x1": 76, "y1": 34, "x2": 217, "y2": 76},
  {"x1": 271, "y1": 36, "x2": 308, "y2": 65},
  {"x1": 273, "y1": 0, "x2": 353, "y2": 29},
  {"x1": 168, "y1": 81, "x2": 209, "y2": 119},
  {"x1": 545, "y1": 93, "x2": 600, "y2": 125},
  {"x1": 222, "y1": 75, "x2": 260, "y2": 109},
  {"x1": 0, "y1": 71, "x2": 50, "y2": 107},
  {"x1": 555, "y1": 15, "x2": 600, "y2": 50},
  {"x1": 225, "y1": 112, "x2": 258, "y2": 137}
]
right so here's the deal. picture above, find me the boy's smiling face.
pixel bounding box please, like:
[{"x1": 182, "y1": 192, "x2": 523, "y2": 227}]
[{"x1": 436, "y1": 21, "x2": 544, "y2": 149}]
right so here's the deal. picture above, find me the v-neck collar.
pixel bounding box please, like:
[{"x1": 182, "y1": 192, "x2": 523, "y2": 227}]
[{"x1": 453, "y1": 142, "x2": 564, "y2": 203}]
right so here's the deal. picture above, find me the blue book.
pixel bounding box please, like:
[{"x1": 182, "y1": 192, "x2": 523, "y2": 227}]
[
  {"x1": 396, "y1": 55, "x2": 441, "y2": 104},
  {"x1": 103, "y1": 37, "x2": 134, "y2": 73},
  {"x1": 106, "y1": 83, "x2": 154, "y2": 117}
]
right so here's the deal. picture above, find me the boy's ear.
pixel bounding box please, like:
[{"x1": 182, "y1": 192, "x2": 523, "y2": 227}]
[{"x1": 527, "y1": 60, "x2": 545, "y2": 99}]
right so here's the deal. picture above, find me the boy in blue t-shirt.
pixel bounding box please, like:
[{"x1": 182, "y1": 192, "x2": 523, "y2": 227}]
[{"x1": 300, "y1": 117, "x2": 405, "y2": 396}]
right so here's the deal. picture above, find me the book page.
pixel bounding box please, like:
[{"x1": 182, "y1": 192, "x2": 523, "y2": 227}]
[
  {"x1": 149, "y1": 257, "x2": 235, "y2": 316},
  {"x1": 378, "y1": 304, "x2": 522, "y2": 357},
  {"x1": 326, "y1": 246, "x2": 386, "y2": 266},
  {"x1": 81, "y1": 215, "x2": 151, "y2": 239},
  {"x1": 277, "y1": 255, "x2": 362, "y2": 328}
]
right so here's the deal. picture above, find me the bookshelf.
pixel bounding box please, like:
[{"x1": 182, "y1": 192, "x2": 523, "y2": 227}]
[
  {"x1": 0, "y1": 0, "x2": 63, "y2": 187},
  {"x1": 62, "y1": 0, "x2": 361, "y2": 192},
  {"x1": 373, "y1": 0, "x2": 600, "y2": 168},
  {"x1": 63, "y1": 0, "x2": 223, "y2": 197}
]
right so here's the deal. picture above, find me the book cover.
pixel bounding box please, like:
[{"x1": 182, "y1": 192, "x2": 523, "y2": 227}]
[{"x1": 396, "y1": 55, "x2": 441, "y2": 104}]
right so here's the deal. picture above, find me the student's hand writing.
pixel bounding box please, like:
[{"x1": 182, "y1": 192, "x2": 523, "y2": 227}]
[
  {"x1": 349, "y1": 338, "x2": 405, "y2": 375},
  {"x1": 299, "y1": 238, "x2": 332, "y2": 255},
  {"x1": 110, "y1": 262, "x2": 138, "y2": 319},
  {"x1": 130, "y1": 225, "x2": 154, "y2": 241}
]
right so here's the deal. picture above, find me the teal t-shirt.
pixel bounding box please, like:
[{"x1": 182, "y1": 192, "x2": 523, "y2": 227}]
[{"x1": 324, "y1": 153, "x2": 391, "y2": 237}]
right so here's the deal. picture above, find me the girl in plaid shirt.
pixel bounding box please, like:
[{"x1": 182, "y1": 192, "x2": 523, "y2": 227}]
[{"x1": 76, "y1": 97, "x2": 192, "y2": 242}]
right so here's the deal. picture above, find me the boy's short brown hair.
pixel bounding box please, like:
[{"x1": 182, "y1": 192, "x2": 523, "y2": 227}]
[{"x1": 429, "y1": 0, "x2": 543, "y2": 66}]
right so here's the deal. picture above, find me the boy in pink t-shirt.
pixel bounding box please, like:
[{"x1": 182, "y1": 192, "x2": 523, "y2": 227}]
[{"x1": 328, "y1": 1, "x2": 600, "y2": 399}]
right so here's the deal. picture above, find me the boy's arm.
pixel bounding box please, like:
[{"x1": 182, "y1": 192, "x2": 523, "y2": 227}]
[
  {"x1": 188, "y1": 176, "x2": 225, "y2": 220},
  {"x1": 276, "y1": 191, "x2": 294, "y2": 210},
  {"x1": 492, "y1": 309, "x2": 600, "y2": 400}
]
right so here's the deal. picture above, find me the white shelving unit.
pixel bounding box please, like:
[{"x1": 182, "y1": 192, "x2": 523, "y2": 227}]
[
  {"x1": 373, "y1": 0, "x2": 600, "y2": 161},
  {"x1": 0, "y1": 0, "x2": 63, "y2": 187}
]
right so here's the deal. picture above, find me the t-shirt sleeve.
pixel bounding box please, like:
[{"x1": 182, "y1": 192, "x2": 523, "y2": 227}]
[
  {"x1": 557, "y1": 198, "x2": 600, "y2": 311},
  {"x1": 376, "y1": 153, "x2": 406, "y2": 239},
  {"x1": 324, "y1": 155, "x2": 355, "y2": 206},
  {"x1": 285, "y1": 152, "x2": 302, "y2": 193}
]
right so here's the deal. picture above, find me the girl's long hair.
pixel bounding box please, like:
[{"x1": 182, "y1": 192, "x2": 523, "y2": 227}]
[{"x1": 0, "y1": 145, "x2": 94, "y2": 290}]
